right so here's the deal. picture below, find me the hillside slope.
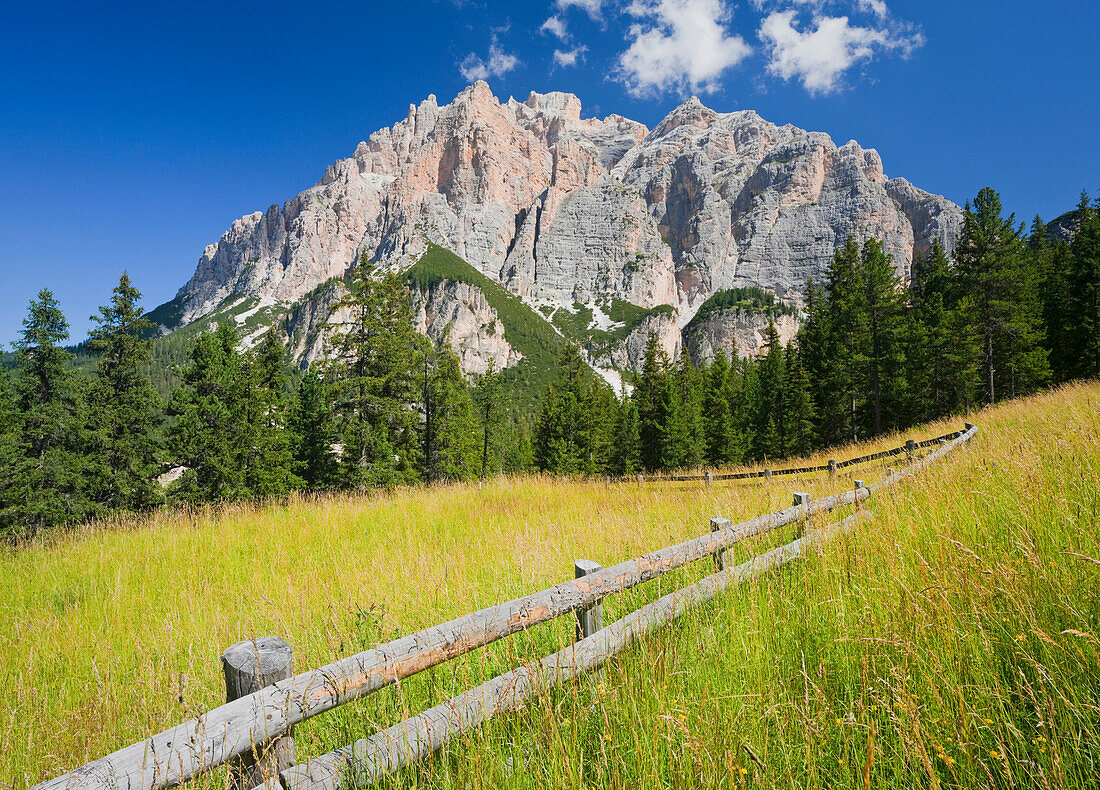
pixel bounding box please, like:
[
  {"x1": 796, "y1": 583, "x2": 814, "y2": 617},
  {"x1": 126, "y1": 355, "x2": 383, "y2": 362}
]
[{"x1": 4, "y1": 383, "x2": 1097, "y2": 788}]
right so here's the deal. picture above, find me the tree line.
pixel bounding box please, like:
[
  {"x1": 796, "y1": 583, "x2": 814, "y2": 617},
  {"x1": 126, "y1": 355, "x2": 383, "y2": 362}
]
[
  {"x1": 1, "y1": 187, "x2": 1097, "y2": 537},
  {"x1": 531, "y1": 187, "x2": 1100, "y2": 474}
]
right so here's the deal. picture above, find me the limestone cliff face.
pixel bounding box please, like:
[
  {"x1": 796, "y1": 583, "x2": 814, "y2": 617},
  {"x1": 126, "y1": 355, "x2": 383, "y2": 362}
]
[
  {"x1": 683, "y1": 310, "x2": 801, "y2": 364},
  {"x1": 161, "y1": 82, "x2": 961, "y2": 374},
  {"x1": 410, "y1": 279, "x2": 522, "y2": 376}
]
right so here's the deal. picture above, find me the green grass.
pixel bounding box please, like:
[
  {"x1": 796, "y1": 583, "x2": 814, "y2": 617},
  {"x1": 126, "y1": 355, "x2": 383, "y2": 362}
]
[{"x1": 3, "y1": 384, "x2": 1100, "y2": 789}]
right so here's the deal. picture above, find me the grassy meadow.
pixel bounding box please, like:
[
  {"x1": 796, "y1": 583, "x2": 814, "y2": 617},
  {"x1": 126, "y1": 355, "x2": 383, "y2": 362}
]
[{"x1": 3, "y1": 382, "x2": 1100, "y2": 789}]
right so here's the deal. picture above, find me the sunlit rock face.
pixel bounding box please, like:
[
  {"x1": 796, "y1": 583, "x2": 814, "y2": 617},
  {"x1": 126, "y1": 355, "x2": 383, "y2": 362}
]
[{"x1": 163, "y1": 83, "x2": 960, "y2": 373}]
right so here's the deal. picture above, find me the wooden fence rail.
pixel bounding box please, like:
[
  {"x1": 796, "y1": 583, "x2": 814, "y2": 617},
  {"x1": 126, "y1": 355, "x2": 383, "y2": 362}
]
[
  {"x1": 34, "y1": 424, "x2": 977, "y2": 790},
  {"x1": 650, "y1": 428, "x2": 964, "y2": 483}
]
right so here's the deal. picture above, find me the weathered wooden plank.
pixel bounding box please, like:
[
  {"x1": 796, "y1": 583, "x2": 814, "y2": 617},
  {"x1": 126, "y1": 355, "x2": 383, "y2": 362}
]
[
  {"x1": 279, "y1": 508, "x2": 877, "y2": 790},
  {"x1": 36, "y1": 424, "x2": 976, "y2": 790}
]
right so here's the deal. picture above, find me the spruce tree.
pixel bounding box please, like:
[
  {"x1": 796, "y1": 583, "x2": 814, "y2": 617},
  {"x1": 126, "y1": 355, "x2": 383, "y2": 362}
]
[
  {"x1": 474, "y1": 359, "x2": 502, "y2": 479},
  {"x1": 84, "y1": 273, "x2": 162, "y2": 512},
  {"x1": 611, "y1": 395, "x2": 642, "y2": 475},
  {"x1": 1066, "y1": 194, "x2": 1100, "y2": 379},
  {"x1": 168, "y1": 322, "x2": 247, "y2": 503},
  {"x1": 782, "y1": 342, "x2": 816, "y2": 457},
  {"x1": 422, "y1": 340, "x2": 479, "y2": 483},
  {"x1": 907, "y1": 242, "x2": 977, "y2": 420},
  {"x1": 665, "y1": 350, "x2": 704, "y2": 469},
  {"x1": 1030, "y1": 216, "x2": 1074, "y2": 383},
  {"x1": 240, "y1": 327, "x2": 301, "y2": 497},
  {"x1": 635, "y1": 333, "x2": 671, "y2": 472},
  {"x1": 954, "y1": 187, "x2": 1050, "y2": 402},
  {"x1": 326, "y1": 260, "x2": 424, "y2": 489},
  {"x1": 858, "y1": 239, "x2": 908, "y2": 435},
  {"x1": 702, "y1": 349, "x2": 737, "y2": 467},
  {"x1": 292, "y1": 367, "x2": 338, "y2": 489},
  {"x1": 750, "y1": 319, "x2": 786, "y2": 460},
  {"x1": 5, "y1": 290, "x2": 94, "y2": 534}
]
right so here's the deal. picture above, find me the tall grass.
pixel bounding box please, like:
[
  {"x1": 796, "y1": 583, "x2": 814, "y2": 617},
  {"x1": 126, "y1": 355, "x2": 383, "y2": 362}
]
[{"x1": 2, "y1": 383, "x2": 1098, "y2": 789}]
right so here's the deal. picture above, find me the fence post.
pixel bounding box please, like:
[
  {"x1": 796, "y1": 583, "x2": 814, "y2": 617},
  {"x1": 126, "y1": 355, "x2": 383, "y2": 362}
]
[
  {"x1": 764, "y1": 469, "x2": 772, "y2": 482},
  {"x1": 793, "y1": 492, "x2": 811, "y2": 536},
  {"x1": 905, "y1": 439, "x2": 916, "y2": 463},
  {"x1": 710, "y1": 517, "x2": 732, "y2": 572},
  {"x1": 574, "y1": 560, "x2": 603, "y2": 640},
  {"x1": 221, "y1": 637, "x2": 295, "y2": 790},
  {"x1": 828, "y1": 459, "x2": 837, "y2": 479},
  {"x1": 705, "y1": 471, "x2": 714, "y2": 488}
]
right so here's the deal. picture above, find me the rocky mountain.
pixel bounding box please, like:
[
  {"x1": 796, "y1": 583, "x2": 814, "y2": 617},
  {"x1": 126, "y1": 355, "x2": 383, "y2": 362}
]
[{"x1": 151, "y1": 81, "x2": 961, "y2": 384}]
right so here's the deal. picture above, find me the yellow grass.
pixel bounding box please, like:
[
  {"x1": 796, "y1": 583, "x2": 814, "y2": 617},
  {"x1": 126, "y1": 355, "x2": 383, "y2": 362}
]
[{"x1": 3, "y1": 382, "x2": 1099, "y2": 789}]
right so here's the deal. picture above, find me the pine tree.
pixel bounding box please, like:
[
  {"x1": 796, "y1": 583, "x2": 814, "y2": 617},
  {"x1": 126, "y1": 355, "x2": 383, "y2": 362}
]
[
  {"x1": 533, "y1": 344, "x2": 612, "y2": 475},
  {"x1": 611, "y1": 395, "x2": 642, "y2": 475},
  {"x1": 782, "y1": 342, "x2": 816, "y2": 457},
  {"x1": 1066, "y1": 193, "x2": 1100, "y2": 379},
  {"x1": 858, "y1": 239, "x2": 908, "y2": 435},
  {"x1": 635, "y1": 333, "x2": 671, "y2": 472},
  {"x1": 84, "y1": 273, "x2": 162, "y2": 512},
  {"x1": 240, "y1": 327, "x2": 301, "y2": 497},
  {"x1": 292, "y1": 366, "x2": 338, "y2": 489},
  {"x1": 422, "y1": 340, "x2": 479, "y2": 483},
  {"x1": 750, "y1": 319, "x2": 786, "y2": 460},
  {"x1": 168, "y1": 322, "x2": 247, "y2": 503},
  {"x1": 326, "y1": 260, "x2": 425, "y2": 489},
  {"x1": 906, "y1": 242, "x2": 977, "y2": 420},
  {"x1": 665, "y1": 350, "x2": 704, "y2": 469},
  {"x1": 954, "y1": 187, "x2": 1050, "y2": 402},
  {"x1": 4, "y1": 290, "x2": 94, "y2": 534},
  {"x1": 474, "y1": 359, "x2": 503, "y2": 480},
  {"x1": 1030, "y1": 216, "x2": 1074, "y2": 383},
  {"x1": 702, "y1": 349, "x2": 737, "y2": 467}
]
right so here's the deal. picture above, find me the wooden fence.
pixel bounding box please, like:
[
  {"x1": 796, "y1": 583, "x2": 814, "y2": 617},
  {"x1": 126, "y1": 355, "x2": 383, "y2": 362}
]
[
  {"x1": 636, "y1": 429, "x2": 965, "y2": 483},
  {"x1": 34, "y1": 424, "x2": 978, "y2": 790}
]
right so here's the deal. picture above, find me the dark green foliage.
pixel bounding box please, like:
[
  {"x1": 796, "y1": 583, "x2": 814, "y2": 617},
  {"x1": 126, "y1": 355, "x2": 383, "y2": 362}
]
[
  {"x1": 747, "y1": 320, "x2": 786, "y2": 460},
  {"x1": 167, "y1": 323, "x2": 249, "y2": 503},
  {"x1": 782, "y1": 342, "x2": 816, "y2": 458},
  {"x1": 610, "y1": 396, "x2": 642, "y2": 475},
  {"x1": 665, "y1": 350, "x2": 705, "y2": 469},
  {"x1": 84, "y1": 274, "x2": 163, "y2": 512},
  {"x1": 687, "y1": 287, "x2": 797, "y2": 326},
  {"x1": 474, "y1": 360, "x2": 503, "y2": 480},
  {"x1": 1065, "y1": 194, "x2": 1100, "y2": 379},
  {"x1": 534, "y1": 345, "x2": 614, "y2": 475},
  {"x1": 702, "y1": 349, "x2": 739, "y2": 467},
  {"x1": 292, "y1": 367, "x2": 338, "y2": 489},
  {"x1": 422, "y1": 338, "x2": 480, "y2": 483},
  {"x1": 635, "y1": 333, "x2": 672, "y2": 472},
  {"x1": 240, "y1": 327, "x2": 302, "y2": 497},
  {"x1": 2, "y1": 291, "x2": 96, "y2": 535},
  {"x1": 906, "y1": 244, "x2": 977, "y2": 422},
  {"x1": 955, "y1": 187, "x2": 1050, "y2": 403},
  {"x1": 328, "y1": 259, "x2": 424, "y2": 489}
]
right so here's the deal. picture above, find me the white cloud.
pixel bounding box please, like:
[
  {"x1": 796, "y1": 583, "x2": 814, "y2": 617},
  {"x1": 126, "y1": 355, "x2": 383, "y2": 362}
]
[
  {"x1": 857, "y1": 0, "x2": 888, "y2": 18},
  {"x1": 553, "y1": 45, "x2": 589, "y2": 67},
  {"x1": 540, "y1": 15, "x2": 570, "y2": 41},
  {"x1": 758, "y1": 9, "x2": 922, "y2": 94},
  {"x1": 459, "y1": 37, "x2": 520, "y2": 82},
  {"x1": 615, "y1": 0, "x2": 752, "y2": 97},
  {"x1": 557, "y1": 0, "x2": 605, "y2": 19}
]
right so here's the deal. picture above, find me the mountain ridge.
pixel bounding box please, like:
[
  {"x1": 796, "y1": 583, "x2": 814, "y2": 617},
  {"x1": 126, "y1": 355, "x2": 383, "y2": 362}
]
[{"x1": 152, "y1": 81, "x2": 962, "y2": 376}]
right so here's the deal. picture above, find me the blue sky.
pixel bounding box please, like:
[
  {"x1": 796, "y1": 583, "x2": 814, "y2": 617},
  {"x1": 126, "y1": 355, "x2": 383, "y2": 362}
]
[{"x1": 1, "y1": 0, "x2": 1097, "y2": 345}]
